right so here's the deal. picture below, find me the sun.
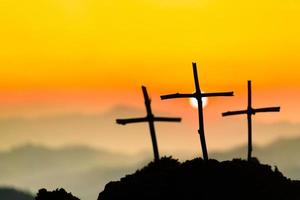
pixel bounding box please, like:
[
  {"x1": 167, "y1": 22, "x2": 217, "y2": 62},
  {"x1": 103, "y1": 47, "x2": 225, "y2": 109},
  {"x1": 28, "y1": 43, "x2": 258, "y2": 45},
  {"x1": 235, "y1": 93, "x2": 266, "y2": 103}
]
[{"x1": 189, "y1": 97, "x2": 208, "y2": 109}]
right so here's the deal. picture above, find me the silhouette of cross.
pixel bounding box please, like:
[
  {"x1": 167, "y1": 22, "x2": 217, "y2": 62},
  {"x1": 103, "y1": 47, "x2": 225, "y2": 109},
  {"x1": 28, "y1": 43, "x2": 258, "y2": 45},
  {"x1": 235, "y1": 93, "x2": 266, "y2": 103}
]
[
  {"x1": 160, "y1": 63, "x2": 234, "y2": 161},
  {"x1": 222, "y1": 80, "x2": 280, "y2": 161},
  {"x1": 116, "y1": 86, "x2": 181, "y2": 162}
]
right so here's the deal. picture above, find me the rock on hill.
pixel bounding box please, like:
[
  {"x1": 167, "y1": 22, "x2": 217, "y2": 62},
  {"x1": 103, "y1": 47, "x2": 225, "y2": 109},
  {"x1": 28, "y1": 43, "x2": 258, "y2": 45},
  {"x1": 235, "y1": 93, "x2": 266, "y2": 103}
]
[
  {"x1": 35, "y1": 188, "x2": 80, "y2": 200},
  {"x1": 98, "y1": 157, "x2": 300, "y2": 200}
]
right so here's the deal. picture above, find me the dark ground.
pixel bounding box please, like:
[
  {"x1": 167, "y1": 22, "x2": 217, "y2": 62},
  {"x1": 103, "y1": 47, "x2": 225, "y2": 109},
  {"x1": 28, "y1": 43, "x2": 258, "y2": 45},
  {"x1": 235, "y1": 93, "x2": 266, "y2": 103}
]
[{"x1": 98, "y1": 157, "x2": 300, "y2": 200}]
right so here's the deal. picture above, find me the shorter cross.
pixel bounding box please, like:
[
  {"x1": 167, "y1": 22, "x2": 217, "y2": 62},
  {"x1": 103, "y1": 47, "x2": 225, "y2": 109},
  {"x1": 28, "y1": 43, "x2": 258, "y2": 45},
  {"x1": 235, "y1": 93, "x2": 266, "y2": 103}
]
[
  {"x1": 161, "y1": 63, "x2": 234, "y2": 161},
  {"x1": 116, "y1": 86, "x2": 181, "y2": 162},
  {"x1": 222, "y1": 80, "x2": 280, "y2": 161}
]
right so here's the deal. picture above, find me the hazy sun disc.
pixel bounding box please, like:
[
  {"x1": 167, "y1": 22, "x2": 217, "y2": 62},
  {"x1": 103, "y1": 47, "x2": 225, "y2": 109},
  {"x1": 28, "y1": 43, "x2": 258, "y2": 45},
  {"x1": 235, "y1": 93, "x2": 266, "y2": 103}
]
[{"x1": 189, "y1": 97, "x2": 208, "y2": 108}]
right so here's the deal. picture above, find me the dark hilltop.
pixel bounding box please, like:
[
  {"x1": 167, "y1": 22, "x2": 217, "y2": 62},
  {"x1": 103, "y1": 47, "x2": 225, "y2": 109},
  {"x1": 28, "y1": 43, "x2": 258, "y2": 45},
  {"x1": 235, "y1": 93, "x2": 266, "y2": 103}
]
[
  {"x1": 98, "y1": 157, "x2": 300, "y2": 200},
  {"x1": 35, "y1": 188, "x2": 80, "y2": 200}
]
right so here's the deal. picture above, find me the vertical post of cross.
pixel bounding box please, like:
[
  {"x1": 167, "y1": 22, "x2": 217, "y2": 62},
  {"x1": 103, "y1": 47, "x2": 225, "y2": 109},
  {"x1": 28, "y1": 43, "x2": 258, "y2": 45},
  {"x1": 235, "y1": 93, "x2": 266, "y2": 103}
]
[
  {"x1": 193, "y1": 63, "x2": 208, "y2": 161},
  {"x1": 142, "y1": 86, "x2": 160, "y2": 162},
  {"x1": 247, "y1": 80, "x2": 253, "y2": 161}
]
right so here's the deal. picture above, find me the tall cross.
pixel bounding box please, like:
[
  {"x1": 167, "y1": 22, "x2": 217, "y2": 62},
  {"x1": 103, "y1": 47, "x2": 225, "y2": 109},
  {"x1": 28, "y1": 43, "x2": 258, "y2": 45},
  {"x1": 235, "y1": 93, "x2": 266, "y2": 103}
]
[
  {"x1": 160, "y1": 63, "x2": 234, "y2": 161},
  {"x1": 222, "y1": 80, "x2": 280, "y2": 161},
  {"x1": 116, "y1": 86, "x2": 181, "y2": 162}
]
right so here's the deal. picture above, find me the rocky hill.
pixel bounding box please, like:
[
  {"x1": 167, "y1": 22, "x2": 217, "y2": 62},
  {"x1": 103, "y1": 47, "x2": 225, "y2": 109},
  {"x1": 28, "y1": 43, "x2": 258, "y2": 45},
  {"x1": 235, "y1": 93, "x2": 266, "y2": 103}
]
[
  {"x1": 35, "y1": 188, "x2": 79, "y2": 200},
  {"x1": 98, "y1": 157, "x2": 300, "y2": 200}
]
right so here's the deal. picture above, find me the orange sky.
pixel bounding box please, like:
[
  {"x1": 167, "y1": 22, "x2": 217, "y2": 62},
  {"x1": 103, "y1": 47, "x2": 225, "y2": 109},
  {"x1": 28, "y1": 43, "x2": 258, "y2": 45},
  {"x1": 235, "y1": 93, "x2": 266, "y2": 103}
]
[{"x1": 0, "y1": 0, "x2": 299, "y2": 152}]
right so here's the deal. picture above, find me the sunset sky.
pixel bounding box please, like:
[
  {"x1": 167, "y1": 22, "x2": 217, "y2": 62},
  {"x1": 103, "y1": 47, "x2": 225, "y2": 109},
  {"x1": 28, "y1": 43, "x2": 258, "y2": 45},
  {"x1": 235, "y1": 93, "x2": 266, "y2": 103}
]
[{"x1": 0, "y1": 0, "x2": 299, "y2": 153}]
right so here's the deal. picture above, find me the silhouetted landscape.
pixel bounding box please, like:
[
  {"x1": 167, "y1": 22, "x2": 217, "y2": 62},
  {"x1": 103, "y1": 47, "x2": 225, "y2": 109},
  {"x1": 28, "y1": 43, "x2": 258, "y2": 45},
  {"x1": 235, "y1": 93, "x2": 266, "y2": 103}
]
[
  {"x1": 1, "y1": 137, "x2": 300, "y2": 199},
  {"x1": 98, "y1": 157, "x2": 300, "y2": 200}
]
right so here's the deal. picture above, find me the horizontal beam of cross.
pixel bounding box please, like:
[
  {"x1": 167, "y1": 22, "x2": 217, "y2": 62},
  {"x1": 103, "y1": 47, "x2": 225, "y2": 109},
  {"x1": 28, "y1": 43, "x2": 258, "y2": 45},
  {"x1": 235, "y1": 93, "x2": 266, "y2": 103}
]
[
  {"x1": 202, "y1": 92, "x2": 234, "y2": 97},
  {"x1": 254, "y1": 107, "x2": 280, "y2": 113},
  {"x1": 161, "y1": 93, "x2": 194, "y2": 99},
  {"x1": 160, "y1": 92, "x2": 233, "y2": 100},
  {"x1": 153, "y1": 117, "x2": 182, "y2": 122},
  {"x1": 116, "y1": 117, "x2": 147, "y2": 125},
  {"x1": 116, "y1": 116, "x2": 181, "y2": 125},
  {"x1": 222, "y1": 110, "x2": 247, "y2": 116},
  {"x1": 222, "y1": 106, "x2": 280, "y2": 117}
]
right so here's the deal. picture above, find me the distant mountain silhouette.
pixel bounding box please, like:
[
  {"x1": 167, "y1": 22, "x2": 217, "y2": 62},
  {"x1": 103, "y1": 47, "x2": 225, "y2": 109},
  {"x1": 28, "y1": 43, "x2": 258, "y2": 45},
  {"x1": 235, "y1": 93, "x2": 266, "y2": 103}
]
[
  {"x1": 98, "y1": 157, "x2": 300, "y2": 200},
  {"x1": 212, "y1": 137, "x2": 300, "y2": 179},
  {"x1": 0, "y1": 188, "x2": 33, "y2": 200},
  {"x1": 35, "y1": 189, "x2": 79, "y2": 200},
  {"x1": 0, "y1": 145, "x2": 138, "y2": 200},
  {"x1": 0, "y1": 105, "x2": 187, "y2": 157}
]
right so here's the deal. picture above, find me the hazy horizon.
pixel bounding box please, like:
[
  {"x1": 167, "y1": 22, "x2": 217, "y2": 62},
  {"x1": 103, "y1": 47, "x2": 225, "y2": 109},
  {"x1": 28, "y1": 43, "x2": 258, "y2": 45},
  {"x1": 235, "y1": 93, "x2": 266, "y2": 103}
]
[{"x1": 0, "y1": 104, "x2": 299, "y2": 156}]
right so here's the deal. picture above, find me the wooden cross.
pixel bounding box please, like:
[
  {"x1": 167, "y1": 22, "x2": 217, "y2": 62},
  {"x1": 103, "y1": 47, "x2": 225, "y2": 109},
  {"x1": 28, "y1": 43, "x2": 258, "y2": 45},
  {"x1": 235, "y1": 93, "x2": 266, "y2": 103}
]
[
  {"x1": 160, "y1": 63, "x2": 234, "y2": 161},
  {"x1": 116, "y1": 86, "x2": 181, "y2": 162},
  {"x1": 222, "y1": 80, "x2": 280, "y2": 161}
]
